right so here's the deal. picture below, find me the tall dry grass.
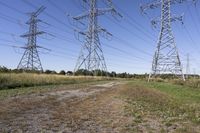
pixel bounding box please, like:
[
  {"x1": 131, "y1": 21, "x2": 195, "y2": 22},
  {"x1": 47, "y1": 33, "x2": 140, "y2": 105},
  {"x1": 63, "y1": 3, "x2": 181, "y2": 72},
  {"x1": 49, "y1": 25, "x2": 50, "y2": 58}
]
[
  {"x1": 0, "y1": 73, "x2": 111, "y2": 90},
  {"x1": 172, "y1": 79, "x2": 200, "y2": 88}
]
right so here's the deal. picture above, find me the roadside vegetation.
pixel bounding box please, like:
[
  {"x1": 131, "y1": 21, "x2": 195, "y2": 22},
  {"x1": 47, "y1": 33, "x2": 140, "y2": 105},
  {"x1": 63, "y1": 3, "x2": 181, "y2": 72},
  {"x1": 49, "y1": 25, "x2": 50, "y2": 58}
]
[
  {"x1": 0, "y1": 73, "x2": 117, "y2": 99},
  {"x1": 0, "y1": 73, "x2": 114, "y2": 90},
  {"x1": 151, "y1": 77, "x2": 200, "y2": 89},
  {"x1": 172, "y1": 78, "x2": 200, "y2": 88},
  {"x1": 121, "y1": 80, "x2": 200, "y2": 132}
]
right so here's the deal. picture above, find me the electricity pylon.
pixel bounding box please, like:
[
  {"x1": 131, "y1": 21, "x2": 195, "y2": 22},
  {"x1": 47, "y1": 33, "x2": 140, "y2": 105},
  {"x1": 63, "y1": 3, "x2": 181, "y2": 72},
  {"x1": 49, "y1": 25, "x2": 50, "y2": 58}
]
[
  {"x1": 17, "y1": 6, "x2": 46, "y2": 71},
  {"x1": 193, "y1": 68, "x2": 196, "y2": 79},
  {"x1": 186, "y1": 53, "x2": 190, "y2": 79},
  {"x1": 141, "y1": 0, "x2": 196, "y2": 81},
  {"x1": 72, "y1": 0, "x2": 122, "y2": 76}
]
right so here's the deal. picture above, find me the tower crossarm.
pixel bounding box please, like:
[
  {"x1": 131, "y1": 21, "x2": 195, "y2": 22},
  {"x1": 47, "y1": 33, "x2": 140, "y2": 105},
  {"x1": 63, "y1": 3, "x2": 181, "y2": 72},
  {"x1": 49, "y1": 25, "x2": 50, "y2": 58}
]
[
  {"x1": 151, "y1": 14, "x2": 184, "y2": 27},
  {"x1": 97, "y1": 8, "x2": 121, "y2": 17},
  {"x1": 26, "y1": 19, "x2": 42, "y2": 25},
  {"x1": 73, "y1": 7, "x2": 121, "y2": 21},
  {"x1": 20, "y1": 31, "x2": 45, "y2": 38},
  {"x1": 32, "y1": 6, "x2": 46, "y2": 17},
  {"x1": 73, "y1": 12, "x2": 89, "y2": 21},
  {"x1": 141, "y1": 0, "x2": 196, "y2": 13},
  {"x1": 170, "y1": 15, "x2": 184, "y2": 22},
  {"x1": 140, "y1": 0, "x2": 161, "y2": 13}
]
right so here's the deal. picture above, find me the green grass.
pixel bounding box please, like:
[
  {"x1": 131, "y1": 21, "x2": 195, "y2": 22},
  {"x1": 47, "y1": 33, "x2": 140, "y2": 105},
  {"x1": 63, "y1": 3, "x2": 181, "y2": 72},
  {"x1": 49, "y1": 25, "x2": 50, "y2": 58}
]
[
  {"x1": 0, "y1": 73, "x2": 114, "y2": 90},
  {"x1": 121, "y1": 80, "x2": 200, "y2": 132},
  {"x1": 138, "y1": 80, "x2": 200, "y2": 103}
]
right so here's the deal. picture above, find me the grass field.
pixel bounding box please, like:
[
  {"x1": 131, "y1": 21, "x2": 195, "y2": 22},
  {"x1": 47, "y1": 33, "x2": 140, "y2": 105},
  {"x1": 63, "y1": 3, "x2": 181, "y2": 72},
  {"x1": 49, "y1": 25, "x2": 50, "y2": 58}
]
[
  {"x1": 121, "y1": 80, "x2": 200, "y2": 132},
  {"x1": 0, "y1": 74, "x2": 200, "y2": 132}
]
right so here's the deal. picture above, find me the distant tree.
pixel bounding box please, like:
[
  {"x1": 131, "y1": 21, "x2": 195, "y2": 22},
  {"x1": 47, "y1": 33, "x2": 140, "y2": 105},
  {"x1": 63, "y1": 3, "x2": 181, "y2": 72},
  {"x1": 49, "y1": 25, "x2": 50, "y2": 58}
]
[
  {"x1": 44, "y1": 70, "x2": 52, "y2": 74},
  {"x1": 12, "y1": 69, "x2": 20, "y2": 73},
  {"x1": 92, "y1": 69, "x2": 102, "y2": 76},
  {"x1": 66, "y1": 71, "x2": 73, "y2": 75},
  {"x1": 117, "y1": 72, "x2": 127, "y2": 78},
  {"x1": 110, "y1": 71, "x2": 117, "y2": 77},
  {"x1": 51, "y1": 71, "x2": 57, "y2": 74},
  {"x1": 59, "y1": 70, "x2": 66, "y2": 75},
  {"x1": 0, "y1": 66, "x2": 9, "y2": 73},
  {"x1": 75, "y1": 69, "x2": 92, "y2": 76}
]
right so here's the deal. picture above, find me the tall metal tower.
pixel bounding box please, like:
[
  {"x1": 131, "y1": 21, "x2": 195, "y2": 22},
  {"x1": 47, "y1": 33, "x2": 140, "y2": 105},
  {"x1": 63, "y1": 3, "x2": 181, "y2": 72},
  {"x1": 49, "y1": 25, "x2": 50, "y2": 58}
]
[
  {"x1": 193, "y1": 68, "x2": 196, "y2": 79},
  {"x1": 186, "y1": 53, "x2": 190, "y2": 79},
  {"x1": 17, "y1": 6, "x2": 46, "y2": 71},
  {"x1": 72, "y1": 0, "x2": 121, "y2": 76},
  {"x1": 141, "y1": 0, "x2": 196, "y2": 81}
]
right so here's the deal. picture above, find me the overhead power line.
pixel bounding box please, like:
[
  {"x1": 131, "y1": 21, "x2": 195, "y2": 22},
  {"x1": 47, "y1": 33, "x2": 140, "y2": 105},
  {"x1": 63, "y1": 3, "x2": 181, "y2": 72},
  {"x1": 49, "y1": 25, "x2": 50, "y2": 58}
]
[
  {"x1": 140, "y1": 0, "x2": 197, "y2": 81},
  {"x1": 17, "y1": 6, "x2": 47, "y2": 71}
]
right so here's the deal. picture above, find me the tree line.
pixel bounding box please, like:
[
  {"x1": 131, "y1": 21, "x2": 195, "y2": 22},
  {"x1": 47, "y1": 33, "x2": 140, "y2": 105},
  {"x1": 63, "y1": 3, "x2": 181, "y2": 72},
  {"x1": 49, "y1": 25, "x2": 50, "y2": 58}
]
[
  {"x1": 1, "y1": 66, "x2": 199, "y2": 79},
  {"x1": 0, "y1": 66, "x2": 149, "y2": 79}
]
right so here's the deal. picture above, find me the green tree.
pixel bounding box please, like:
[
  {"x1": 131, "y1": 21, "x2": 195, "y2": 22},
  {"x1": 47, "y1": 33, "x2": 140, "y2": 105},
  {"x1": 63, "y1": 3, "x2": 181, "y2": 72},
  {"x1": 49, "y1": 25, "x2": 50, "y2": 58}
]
[{"x1": 59, "y1": 70, "x2": 66, "y2": 75}]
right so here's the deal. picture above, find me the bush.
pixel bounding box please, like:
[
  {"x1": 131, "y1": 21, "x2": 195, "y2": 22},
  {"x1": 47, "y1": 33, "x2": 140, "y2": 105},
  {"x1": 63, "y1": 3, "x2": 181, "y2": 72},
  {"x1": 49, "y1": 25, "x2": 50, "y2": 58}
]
[
  {"x1": 59, "y1": 70, "x2": 66, "y2": 75},
  {"x1": 172, "y1": 79, "x2": 185, "y2": 86}
]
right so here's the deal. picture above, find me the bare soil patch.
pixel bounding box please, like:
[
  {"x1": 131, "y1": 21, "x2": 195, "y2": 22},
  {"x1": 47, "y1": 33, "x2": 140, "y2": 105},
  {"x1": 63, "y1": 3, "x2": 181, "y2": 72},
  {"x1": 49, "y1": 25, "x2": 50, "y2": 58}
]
[{"x1": 0, "y1": 81, "x2": 130, "y2": 133}]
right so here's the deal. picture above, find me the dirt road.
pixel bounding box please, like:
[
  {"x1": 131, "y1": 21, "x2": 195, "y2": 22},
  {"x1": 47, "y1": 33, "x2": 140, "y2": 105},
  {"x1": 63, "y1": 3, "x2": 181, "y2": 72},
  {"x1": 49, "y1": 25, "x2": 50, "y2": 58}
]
[{"x1": 0, "y1": 81, "x2": 130, "y2": 133}]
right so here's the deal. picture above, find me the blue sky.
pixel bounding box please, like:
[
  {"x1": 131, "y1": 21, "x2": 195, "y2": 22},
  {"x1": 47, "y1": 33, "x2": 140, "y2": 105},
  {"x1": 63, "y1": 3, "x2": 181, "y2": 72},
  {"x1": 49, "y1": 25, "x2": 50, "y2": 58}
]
[{"x1": 0, "y1": 0, "x2": 200, "y2": 74}]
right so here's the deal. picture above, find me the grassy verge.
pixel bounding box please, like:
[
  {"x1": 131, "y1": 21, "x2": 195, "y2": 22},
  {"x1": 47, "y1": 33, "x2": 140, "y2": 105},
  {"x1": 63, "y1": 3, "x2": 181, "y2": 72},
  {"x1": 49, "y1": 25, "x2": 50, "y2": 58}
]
[
  {"x1": 0, "y1": 73, "x2": 114, "y2": 90},
  {"x1": 0, "y1": 79, "x2": 112, "y2": 99},
  {"x1": 121, "y1": 80, "x2": 200, "y2": 132},
  {"x1": 172, "y1": 79, "x2": 200, "y2": 88},
  {"x1": 153, "y1": 78, "x2": 200, "y2": 89}
]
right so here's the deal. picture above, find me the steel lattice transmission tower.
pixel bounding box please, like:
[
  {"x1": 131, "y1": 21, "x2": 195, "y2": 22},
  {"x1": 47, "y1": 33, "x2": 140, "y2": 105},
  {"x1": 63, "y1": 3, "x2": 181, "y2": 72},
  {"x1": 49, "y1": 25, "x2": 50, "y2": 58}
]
[
  {"x1": 72, "y1": 0, "x2": 122, "y2": 76},
  {"x1": 17, "y1": 6, "x2": 46, "y2": 71},
  {"x1": 141, "y1": 0, "x2": 196, "y2": 81},
  {"x1": 186, "y1": 53, "x2": 190, "y2": 79}
]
